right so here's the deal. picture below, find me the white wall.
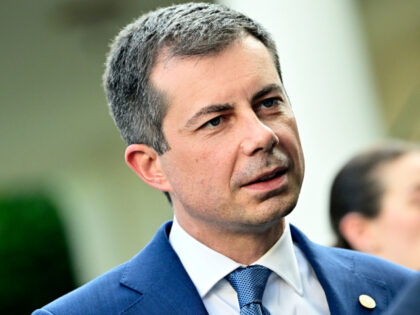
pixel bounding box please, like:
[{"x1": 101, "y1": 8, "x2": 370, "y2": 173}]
[{"x1": 221, "y1": 0, "x2": 383, "y2": 244}]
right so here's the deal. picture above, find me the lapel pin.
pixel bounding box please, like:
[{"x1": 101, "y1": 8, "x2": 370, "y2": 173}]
[{"x1": 359, "y1": 294, "x2": 376, "y2": 309}]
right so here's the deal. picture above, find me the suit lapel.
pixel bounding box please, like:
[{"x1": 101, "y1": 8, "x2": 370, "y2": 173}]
[
  {"x1": 290, "y1": 224, "x2": 391, "y2": 315},
  {"x1": 119, "y1": 221, "x2": 208, "y2": 315},
  {"x1": 116, "y1": 221, "x2": 395, "y2": 314}
]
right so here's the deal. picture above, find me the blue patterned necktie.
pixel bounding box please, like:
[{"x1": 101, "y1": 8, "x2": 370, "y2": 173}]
[{"x1": 226, "y1": 265, "x2": 272, "y2": 315}]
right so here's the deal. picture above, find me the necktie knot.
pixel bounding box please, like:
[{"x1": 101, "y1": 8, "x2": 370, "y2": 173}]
[{"x1": 226, "y1": 265, "x2": 272, "y2": 314}]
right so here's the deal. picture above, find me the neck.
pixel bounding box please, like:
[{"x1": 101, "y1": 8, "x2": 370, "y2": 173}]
[{"x1": 175, "y1": 215, "x2": 285, "y2": 265}]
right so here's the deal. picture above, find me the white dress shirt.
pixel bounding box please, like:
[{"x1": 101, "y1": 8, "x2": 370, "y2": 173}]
[{"x1": 169, "y1": 217, "x2": 330, "y2": 315}]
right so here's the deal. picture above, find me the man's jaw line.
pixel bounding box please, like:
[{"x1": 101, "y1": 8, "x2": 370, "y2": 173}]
[{"x1": 175, "y1": 210, "x2": 287, "y2": 265}]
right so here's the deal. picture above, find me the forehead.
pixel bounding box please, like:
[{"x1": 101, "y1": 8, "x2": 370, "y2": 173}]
[
  {"x1": 149, "y1": 36, "x2": 281, "y2": 118},
  {"x1": 381, "y1": 152, "x2": 420, "y2": 192}
]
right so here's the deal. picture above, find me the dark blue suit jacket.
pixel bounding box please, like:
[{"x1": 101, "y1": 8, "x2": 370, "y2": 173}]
[
  {"x1": 385, "y1": 274, "x2": 420, "y2": 315},
  {"x1": 33, "y1": 221, "x2": 415, "y2": 315}
]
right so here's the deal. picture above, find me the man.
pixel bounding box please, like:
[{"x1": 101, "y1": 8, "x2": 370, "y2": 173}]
[
  {"x1": 329, "y1": 141, "x2": 420, "y2": 270},
  {"x1": 34, "y1": 3, "x2": 414, "y2": 315}
]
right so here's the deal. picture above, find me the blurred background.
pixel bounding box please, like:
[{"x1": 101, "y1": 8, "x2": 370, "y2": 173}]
[{"x1": 0, "y1": 0, "x2": 419, "y2": 312}]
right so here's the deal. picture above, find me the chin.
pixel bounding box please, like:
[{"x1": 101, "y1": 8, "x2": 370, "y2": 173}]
[
  {"x1": 260, "y1": 190, "x2": 299, "y2": 216},
  {"x1": 242, "y1": 199, "x2": 296, "y2": 232}
]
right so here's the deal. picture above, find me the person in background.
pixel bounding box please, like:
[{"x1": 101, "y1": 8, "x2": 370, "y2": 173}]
[{"x1": 330, "y1": 141, "x2": 420, "y2": 270}]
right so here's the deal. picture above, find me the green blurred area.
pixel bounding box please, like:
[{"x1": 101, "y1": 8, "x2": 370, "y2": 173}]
[{"x1": 0, "y1": 194, "x2": 75, "y2": 313}]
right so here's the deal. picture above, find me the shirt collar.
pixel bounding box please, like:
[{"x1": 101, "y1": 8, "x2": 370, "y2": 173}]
[{"x1": 169, "y1": 217, "x2": 303, "y2": 298}]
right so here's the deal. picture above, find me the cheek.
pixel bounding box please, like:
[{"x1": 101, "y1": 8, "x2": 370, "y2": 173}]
[
  {"x1": 379, "y1": 203, "x2": 420, "y2": 242},
  {"x1": 187, "y1": 144, "x2": 235, "y2": 184},
  {"x1": 401, "y1": 213, "x2": 420, "y2": 240}
]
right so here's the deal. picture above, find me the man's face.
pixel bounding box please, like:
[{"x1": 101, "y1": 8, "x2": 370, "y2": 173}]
[
  {"x1": 372, "y1": 152, "x2": 420, "y2": 270},
  {"x1": 150, "y1": 36, "x2": 305, "y2": 235}
]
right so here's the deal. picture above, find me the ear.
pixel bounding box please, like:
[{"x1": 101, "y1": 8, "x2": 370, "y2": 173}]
[
  {"x1": 339, "y1": 212, "x2": 380, "y2": 253},
  {"x1": 125, "y1": 144, "x2": 171, "y2": 192}
]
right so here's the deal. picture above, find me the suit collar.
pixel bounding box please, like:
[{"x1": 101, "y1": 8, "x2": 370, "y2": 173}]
[
  {"x1": 290, "y1": 224, "x2": 391, "y2": 315},
  {"x1": 117, "y1": 221, "x2": 395, "y2": 314},
  {"x1": 169, "y1": 216, "x2": 303, "y2": 298},
  {"x1": 119, "y1": 221, "x2": 208, "y2": 315}
]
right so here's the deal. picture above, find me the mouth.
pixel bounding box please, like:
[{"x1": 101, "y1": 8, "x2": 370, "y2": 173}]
[{"x1": 241, "y1": 166, "x2": 289, "y2": 191}]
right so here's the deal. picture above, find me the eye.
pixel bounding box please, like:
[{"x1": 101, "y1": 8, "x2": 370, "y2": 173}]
[
  {"x1": 203, "y1": 116, "x2": 222, "y2": 128},
  {"x1": 260, "y1": 97, "x2": 282, "y2": 109}
]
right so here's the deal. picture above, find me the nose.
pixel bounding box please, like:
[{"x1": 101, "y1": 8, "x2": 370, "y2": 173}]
[{"x1": 240, "y1": 114, "x2": 279, "y2": 156}]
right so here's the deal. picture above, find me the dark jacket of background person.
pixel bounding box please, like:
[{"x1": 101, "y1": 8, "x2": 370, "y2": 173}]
[{"x1": 384, "y1": 274, "x2": 420, "y2": 315}]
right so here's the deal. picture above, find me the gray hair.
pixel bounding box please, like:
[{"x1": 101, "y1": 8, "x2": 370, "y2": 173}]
[{"x1": 103, "y1": 2, "x2": 281, "y2": 154}]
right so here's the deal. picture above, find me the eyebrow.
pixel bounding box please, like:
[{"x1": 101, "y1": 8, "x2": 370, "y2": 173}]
[
  {"x1": 251, "y1": 83, "x2": 283, "y2": 103},
  {"x1": 184, "y1": 83, "x2": 283, "y2": 129},
  {"x1": 185, "y1": 103, "x2": 234, "y2": 128}
]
